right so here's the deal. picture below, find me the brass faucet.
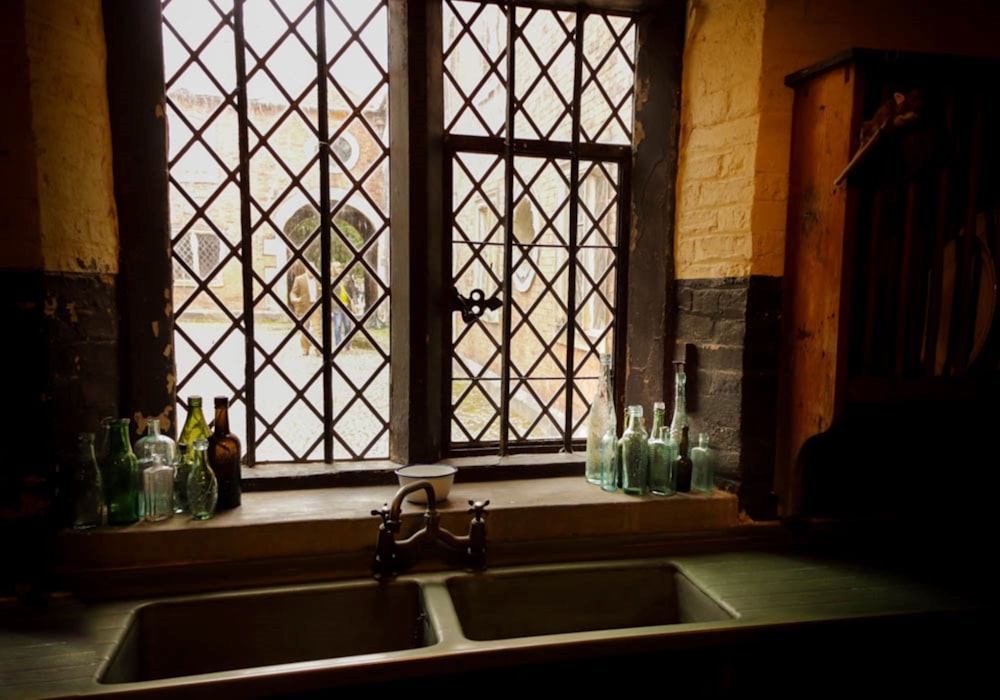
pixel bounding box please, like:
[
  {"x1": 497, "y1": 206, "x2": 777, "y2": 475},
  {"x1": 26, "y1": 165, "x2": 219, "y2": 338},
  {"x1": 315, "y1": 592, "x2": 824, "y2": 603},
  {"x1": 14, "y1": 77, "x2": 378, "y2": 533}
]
[{"x1": 371, "y1": 480, "x2": 489, "y2": 580}]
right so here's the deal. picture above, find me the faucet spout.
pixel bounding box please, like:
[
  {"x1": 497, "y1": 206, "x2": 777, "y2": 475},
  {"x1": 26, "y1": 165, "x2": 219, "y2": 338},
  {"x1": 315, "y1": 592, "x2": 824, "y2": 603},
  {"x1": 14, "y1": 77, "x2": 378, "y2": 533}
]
[{"x1": 389, "y1": 480, "x2": 437, "y2": 521}]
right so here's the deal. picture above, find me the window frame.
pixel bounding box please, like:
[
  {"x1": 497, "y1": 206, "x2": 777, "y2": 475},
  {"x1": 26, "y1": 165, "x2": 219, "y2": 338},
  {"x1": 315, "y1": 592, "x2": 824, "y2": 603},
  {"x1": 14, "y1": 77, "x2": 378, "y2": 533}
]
[
  {"x1": 108, "y1": 0, "x2": 684, "y2": 483},
  {"x1": 389, "y1": 0, "x2": 682, "y2": 469}
]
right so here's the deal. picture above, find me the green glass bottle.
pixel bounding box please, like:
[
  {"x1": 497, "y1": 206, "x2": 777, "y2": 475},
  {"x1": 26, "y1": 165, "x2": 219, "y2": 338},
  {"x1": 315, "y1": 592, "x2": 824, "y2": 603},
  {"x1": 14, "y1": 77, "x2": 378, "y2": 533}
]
[
  {"x1": 187, "y1": 438, "x2": 218, "y2": 520},
  {"x1": 175, "y1": 396, "x2": 210, "y2": 514},
  {"x1": 103, "y1": 418, "x2": 140, "y2": 525},
  {"x1": 208, "y1": 396, "x2": 242, "y2": 510},
  {"x1": 619, "y1": 405, "x2": 649, "y2": 496}
]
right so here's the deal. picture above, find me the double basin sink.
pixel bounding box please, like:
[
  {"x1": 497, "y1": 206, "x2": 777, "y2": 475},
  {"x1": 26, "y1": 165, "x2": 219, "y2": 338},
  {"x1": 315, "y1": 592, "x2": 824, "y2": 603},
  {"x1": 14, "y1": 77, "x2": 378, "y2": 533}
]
[{"x1": 101, "y1": 558, "x2": 737, "y2": 688}]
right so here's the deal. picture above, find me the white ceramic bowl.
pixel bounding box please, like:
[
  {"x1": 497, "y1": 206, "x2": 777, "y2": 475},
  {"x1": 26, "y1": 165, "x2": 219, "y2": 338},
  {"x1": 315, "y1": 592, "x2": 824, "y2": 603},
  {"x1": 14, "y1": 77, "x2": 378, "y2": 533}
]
[{"x1": 394, "y1": 464, "x2": 457, "y2": 504}]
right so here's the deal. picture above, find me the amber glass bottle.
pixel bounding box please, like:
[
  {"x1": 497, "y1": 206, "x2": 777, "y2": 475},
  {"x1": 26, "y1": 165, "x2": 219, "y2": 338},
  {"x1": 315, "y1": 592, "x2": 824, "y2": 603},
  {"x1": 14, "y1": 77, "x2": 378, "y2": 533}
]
[
  {"x1": 675, "y1": 425, "x2": 693, "y2": 493},
  {"x1": 208, "y1": 396, "x2": 242, "y2": 509}
]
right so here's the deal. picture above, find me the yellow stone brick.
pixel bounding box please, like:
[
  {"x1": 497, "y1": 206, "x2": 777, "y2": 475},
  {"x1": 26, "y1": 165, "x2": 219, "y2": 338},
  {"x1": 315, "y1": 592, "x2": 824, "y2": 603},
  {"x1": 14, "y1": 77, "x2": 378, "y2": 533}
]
[
  {"x1": 716, "y1": 205, "x2": 751, "y2": 232},
  {"x1": 685, "y1": 116, "x2": 758, "y2": 153},
  {"x1": 681, "y1": 154, "x2": 723, "y2": 181},
  {"x1": 720, "y1": 150, "x2": 752, "y2": 178},
  {"x1": 690, "y1": 176, "x2": 755, "y2": 209},
  {"x1": 678, "y1": 207, "x2": 719, "y2": 235},
  {"x1": 688, "y1": 89, "x2": 731, "y2": 127}
]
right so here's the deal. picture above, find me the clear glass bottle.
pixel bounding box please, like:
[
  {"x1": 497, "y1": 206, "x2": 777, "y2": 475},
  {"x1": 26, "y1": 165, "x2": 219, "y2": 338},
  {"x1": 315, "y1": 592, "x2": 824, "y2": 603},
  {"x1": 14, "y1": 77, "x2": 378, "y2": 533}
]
[
  {"x1": 187, "y1": 438, "x2": 217, "y2": 520},
  {"x1": 648, "y1": 426, "x2": 678, "y2": 496},
  {"x1": 72, "y1": 432, "x2": 104, "y2": 529},
  {"x1": 135, "y1": 417, "x2": 178, "y2": 520},
  {"x1": 103, "y1": 418, "x2": 140, "y2": 525},
  {"x1": 175, "y1": 396, "x2": 210, "y2": 514},
  {"x1": 135, "y1": 417, "x2": 178, "y2": 470},
  {"x1": 691, "y1": 432, "x2": 715, "y2": 493},
  {"x1": 143, "y1": 454, "x2": 174, "y2": 522},
  {"x1": 585, "y1": 354, "x2": 616, "y2": 486},
  {"x1": 650, "y1": 401, "x2": 666, "y2": 441},
  {"x1": 599, "y1": 421, "x2": 619, "y2": 493},
  {"x1": 619, "y1": 405, "x2": 649, "y2": 496},
  {"x1": 209, "y1": 396, "x2": 242, "y2": 509},
  {"x1": 675, "y1": 425, "x2": 693, "y2": 493},
  {"x1": 669, "y1": 361, "x2": 688, "y2": 445}
]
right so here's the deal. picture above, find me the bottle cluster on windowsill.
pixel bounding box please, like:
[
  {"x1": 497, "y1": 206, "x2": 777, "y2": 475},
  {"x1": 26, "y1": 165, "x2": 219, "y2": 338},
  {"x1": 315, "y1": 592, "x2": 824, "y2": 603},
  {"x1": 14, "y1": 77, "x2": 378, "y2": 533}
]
[
  {"x1": 69, "y1": 395, "x2": 243, "y2": 529},
  {"x1": 584, "y1": 356, "x2": 716, "y2": 497}
]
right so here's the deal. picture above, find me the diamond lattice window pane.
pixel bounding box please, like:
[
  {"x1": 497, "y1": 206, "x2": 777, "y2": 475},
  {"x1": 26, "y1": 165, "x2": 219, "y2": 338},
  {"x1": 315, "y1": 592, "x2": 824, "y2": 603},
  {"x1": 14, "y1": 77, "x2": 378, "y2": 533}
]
[
  {"x1": 166, "y1": 0, "x2": 390, "y2": 464},
  {"x1": 443, "y1": 0, "x2": 508, "y2": 137},
  {"x1": 580, "y1": 14, "x2": 636, "y2": 145}
]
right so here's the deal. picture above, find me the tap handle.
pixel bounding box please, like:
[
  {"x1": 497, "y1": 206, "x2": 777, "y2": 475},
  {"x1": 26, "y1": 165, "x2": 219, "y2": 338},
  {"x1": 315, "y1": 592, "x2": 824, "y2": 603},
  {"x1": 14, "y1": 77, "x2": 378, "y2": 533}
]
[
  {"x1": 467, "y1": 499, "x2": 489, "y2": 521},
  {"x1": 371, "y1": 503, "x2": 393, "y2": 526}
]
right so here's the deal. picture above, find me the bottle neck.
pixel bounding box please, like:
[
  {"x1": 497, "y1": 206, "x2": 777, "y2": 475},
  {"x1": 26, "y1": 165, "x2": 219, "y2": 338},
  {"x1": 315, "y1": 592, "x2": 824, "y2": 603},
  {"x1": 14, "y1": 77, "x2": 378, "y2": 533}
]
[
  {"x1": 182, "y1": 406, "x2": 210, "y2": 441},
  {"x1": 78, "y1": 435, "x2": 96, "y2": 463},
  {"x1": 678, "y1": 427, "x2": 689, "y2": 453},
  {"x1": 192, "y1": 440, "x2": 209, "y2": 465},
  {"x1": 600, "y1": 362, "x2": 613, "y2": 395},
  {"x1": 652, "y1": 408, "x2": 665, "y2": 428},
  {"x1": 214, "y1": 406, "x2": 230, "y2": 435},
  {"x1": 109, "y1": 422, "x2": 132, "y2": 453}
]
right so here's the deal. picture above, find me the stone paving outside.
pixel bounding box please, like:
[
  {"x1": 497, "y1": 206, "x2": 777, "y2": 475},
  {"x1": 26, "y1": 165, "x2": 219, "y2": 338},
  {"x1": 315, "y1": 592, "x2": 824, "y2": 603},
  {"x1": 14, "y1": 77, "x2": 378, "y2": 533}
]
[{"x1": 175, "y1": 317, "x2": 390, "y2": 463}]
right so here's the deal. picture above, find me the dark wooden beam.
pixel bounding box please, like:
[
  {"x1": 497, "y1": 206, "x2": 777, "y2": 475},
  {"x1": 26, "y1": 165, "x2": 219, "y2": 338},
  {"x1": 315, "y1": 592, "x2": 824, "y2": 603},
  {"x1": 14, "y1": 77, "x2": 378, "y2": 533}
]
[
  {"x1": 389, "y1": 0, "x2": 446, "y2": 463},
  {"x1": 103, "y1": 0, "x2": 177, "y2": 440}
]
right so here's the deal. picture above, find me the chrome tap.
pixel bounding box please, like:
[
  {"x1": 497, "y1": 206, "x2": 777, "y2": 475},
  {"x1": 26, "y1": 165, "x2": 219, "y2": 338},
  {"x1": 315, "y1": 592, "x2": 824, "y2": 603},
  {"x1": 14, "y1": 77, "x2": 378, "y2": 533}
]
[{"x1": 371, "y1": 480, "x2": 489, "y2": 580}]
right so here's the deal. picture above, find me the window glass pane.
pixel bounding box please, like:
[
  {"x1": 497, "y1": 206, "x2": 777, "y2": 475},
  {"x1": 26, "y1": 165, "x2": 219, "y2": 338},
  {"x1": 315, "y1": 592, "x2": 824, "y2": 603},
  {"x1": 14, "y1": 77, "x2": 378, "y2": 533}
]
[
  {"x1": 164, "y1": 0, "x2": 390, "y2": 464},
  {"x1": 513, "y1": 7, "x2": 576, "y2": 142},
  {"x1": 452, "y1": 152, "x2": 506, "y2": 443},
  {"x1": 445, "y1": 5, "x2": 635, "y2": 454},
  {"x1": 443, "y1": 0, "x2": 508, "y2": 137},
  {"x1": 580, "y1": 14, "x2": 636, "y2": 145}
]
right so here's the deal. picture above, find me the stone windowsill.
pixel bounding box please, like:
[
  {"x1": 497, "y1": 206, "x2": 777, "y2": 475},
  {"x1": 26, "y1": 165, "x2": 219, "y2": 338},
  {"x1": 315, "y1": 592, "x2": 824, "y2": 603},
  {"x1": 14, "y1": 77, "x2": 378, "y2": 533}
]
[{"x1": 53, "y1": 469, "x2": 748, "y2": 600}]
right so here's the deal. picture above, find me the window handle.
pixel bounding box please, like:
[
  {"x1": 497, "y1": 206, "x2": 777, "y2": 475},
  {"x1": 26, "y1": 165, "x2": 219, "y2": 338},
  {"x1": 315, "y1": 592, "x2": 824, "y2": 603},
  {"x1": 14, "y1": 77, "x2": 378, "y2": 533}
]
[{"x1": 451, "y1": 287, "x2": 502, "y2": 324}]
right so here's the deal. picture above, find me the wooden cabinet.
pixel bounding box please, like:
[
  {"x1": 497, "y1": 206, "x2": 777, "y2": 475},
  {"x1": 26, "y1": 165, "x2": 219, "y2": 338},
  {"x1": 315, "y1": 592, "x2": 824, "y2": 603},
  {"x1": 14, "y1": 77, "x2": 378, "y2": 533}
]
[{"x1": 777, "y1": 49, "x2": 1000, "y2": 521}]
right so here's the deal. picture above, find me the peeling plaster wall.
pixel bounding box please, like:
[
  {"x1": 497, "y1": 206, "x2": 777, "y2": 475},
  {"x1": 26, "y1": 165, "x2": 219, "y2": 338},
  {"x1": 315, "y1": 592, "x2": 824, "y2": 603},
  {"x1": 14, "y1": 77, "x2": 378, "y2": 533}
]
[
  {"x1": 1, "y1": 0, "x2": 120, "y2": 593},
  {"x1": 24, "y1": 0, "x2": 118, "y2": 274}
]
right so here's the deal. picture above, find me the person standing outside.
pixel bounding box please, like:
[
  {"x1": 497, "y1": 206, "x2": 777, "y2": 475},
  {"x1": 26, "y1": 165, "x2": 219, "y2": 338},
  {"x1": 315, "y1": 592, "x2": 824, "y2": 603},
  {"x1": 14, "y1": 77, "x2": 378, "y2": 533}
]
[
  {"x1": 289, "y1": 260, "x2": 318, "y2": 356},
  {"x1": 331, "y1": 261, "x2": 353, "y2": 348}
]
